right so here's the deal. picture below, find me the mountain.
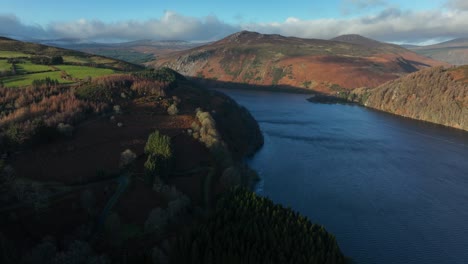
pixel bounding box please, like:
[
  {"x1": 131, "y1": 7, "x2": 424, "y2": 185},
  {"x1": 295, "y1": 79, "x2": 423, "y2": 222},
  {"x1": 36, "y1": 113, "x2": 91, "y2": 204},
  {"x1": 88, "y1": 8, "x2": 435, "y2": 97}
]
[
  {"x1": 407, "y1": 38, "x2": 468, "y2": 65},
  {"x1": 150, "y1": 31, "x2": 446, "y2": 93},
  {"x1": 330, "y1": 34, "x2": 384, "y2": 48},
  {"x1": 352, "y1": 66, "x2": 468, "y2": 131},
  {"x1": 34, "y1": 38, "x2": 207, "y2": 64},
  {"x1": 400, "y1": 44, "x2": 421, "y2": 49}
]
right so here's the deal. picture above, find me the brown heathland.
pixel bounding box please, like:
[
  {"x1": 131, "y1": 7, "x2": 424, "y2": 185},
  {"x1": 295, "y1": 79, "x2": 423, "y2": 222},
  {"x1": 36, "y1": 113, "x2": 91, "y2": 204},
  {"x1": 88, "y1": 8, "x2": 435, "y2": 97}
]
[{"x1": 150, "y1": 31, "x2": 447, "y2": 93}]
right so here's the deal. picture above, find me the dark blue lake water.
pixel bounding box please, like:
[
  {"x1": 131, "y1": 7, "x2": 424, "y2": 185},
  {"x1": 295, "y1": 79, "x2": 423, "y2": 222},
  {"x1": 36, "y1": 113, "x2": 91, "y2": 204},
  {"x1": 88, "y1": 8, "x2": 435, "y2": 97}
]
[{"x1": 219, "y1": 88, "x2": 468, "y2": 264}]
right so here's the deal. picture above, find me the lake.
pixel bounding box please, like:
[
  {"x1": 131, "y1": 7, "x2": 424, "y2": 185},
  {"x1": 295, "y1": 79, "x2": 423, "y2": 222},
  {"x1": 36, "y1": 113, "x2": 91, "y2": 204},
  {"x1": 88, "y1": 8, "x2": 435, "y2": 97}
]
[{"x1": 219, "y1": 88, "x2": 468, "y2": 264}]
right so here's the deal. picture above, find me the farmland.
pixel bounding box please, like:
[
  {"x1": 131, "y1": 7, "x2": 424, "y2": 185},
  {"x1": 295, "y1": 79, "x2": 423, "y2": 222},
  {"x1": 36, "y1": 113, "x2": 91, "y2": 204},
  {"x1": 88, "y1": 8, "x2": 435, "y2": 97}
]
[
  {"x1": 16, "y1": 61, "x2": 54, "y2": 73},
  {"x1": 0, "y1": 50, "x2": 29, "y2": 58},
  {"x1": 1, "y1": 71, "x2": 74, "y2": 87},
  {"x1": 56, "y1": 65, "x2": 115, "y2": 79},
  {"x1": 0, "y1": 61, "x2": 116, "y2": 87},
  {"x1": 0, "y1": 59, "x2": 10, "y2": 71}
]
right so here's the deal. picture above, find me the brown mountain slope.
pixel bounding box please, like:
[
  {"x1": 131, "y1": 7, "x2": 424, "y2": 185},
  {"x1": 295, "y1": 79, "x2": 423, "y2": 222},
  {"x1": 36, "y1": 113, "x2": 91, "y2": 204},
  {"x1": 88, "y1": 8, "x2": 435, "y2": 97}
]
[
  {"x1": 409, "y1": 38, "x2": 468, "y2": 66},
  {"x1": 150, "y1": 31, "x2": 446, "y2": 93},
  {"x1": 355, "y1": 66, "x2": 468, "y2": 131}
]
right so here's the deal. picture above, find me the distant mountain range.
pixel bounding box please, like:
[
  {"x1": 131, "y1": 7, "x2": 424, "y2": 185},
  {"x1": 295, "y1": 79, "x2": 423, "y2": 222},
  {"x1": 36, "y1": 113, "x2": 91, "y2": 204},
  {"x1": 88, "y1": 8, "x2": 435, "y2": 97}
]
[
  {"x1": 403, "y1": 38, "x2": 468, "y2": 65},
  {"x1": 23, "y1": 38, "x2": 207, "y2": 64},
  {"x1": 149, "y1": 31, "x2": 446, "y2": 93}
]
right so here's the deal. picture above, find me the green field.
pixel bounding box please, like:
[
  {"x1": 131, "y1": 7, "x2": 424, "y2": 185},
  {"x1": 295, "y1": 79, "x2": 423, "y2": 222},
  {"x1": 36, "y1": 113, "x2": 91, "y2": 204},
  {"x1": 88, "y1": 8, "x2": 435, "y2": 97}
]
[
  {"x1": 0, "y1": 51, "x2": 29, "y2": 58},
  {"x1": 0, "y1": 60, "x2": 11, "y2": 71},
  {"x1": 16, "y1": 62, "x2": 53, "y2": 73},
  {"x1": 90, "y1": 56, "x2": 116, "y2": 64},
  {"x1": 56, "y1": 65, "x2": 115, "y2": 79},
  {"x1": 1, "y1": 71, "x2": 74, "y2": 87},
  {"x1": 63, "y1": 55, "x2": 117, "y2": 65},
  {"x1": 63, "y1": 55, "x2": 90, "y2": 64},
  {"x1": 1, "y1": 64, "x2": 117, "y2": 87}
]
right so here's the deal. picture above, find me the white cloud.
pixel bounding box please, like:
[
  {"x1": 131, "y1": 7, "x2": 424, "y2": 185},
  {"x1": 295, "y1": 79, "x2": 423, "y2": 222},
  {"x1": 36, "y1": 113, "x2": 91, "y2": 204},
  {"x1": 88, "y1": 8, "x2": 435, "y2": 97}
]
[
  {"x1": 47, "y1": 11, "x2": 239, "y2": 41},
  {"x1": 0, "y1": 12, "x2": 239, "y2": 42},
  {"x1": 243, "y1": 8, "x2": 468, "y2": 44},
  {"x1": 446, "y1": 0, "x2": 468, "y2": 11},
  {"x1": 1, "y1": 8, "x2": 468, "y2": 45},
  {"x1": 0, "y1": 14, "x2": 49, "y2": 39}
]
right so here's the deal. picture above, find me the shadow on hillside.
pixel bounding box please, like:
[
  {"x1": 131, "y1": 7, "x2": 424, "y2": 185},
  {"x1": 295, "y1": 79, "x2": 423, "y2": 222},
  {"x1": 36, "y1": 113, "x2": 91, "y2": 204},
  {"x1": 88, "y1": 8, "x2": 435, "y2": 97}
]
[{"x1": 188, "y1": 76, "x2": 318, "y2": 94}]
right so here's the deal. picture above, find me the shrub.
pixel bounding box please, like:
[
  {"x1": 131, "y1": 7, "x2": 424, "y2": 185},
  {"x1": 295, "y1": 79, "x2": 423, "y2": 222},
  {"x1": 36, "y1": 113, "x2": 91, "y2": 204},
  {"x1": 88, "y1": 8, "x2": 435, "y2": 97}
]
[
  {"x1": 167, "y1": 103, "x2": 178, "y2": 116},
  {"x1": 32, "y1": 78, "x2": 58, "y2": 88},
  {"x1": 57, "y1": 123, "x2": 74, "y2": 137},
  {"x1": 144, "y1": 130, "x2": 173, "y2": 183},
  {"x1": 193, "y1": 108, "x2": 221, "y2": 148},
  {"x1": 4, "y1": 124, "x2": 27, "y2": 147},
  {"x1": 113, "y1": 105, "x2": 121, "y2": 114},
  {"x1": 75, "y1": 84, "x2": 112, "y2": 102},
  {"x1": 119, "y1": 149, "x2": 136, "y2": 169},
  {"x1": 144, "y1": 130, "x2": 172, "y2": 159}
]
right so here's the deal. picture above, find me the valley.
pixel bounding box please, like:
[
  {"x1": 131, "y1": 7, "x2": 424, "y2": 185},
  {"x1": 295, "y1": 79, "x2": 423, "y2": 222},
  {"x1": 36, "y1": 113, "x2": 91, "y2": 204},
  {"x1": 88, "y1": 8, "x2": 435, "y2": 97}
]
[{"x1": 1, "y1": 2, "x2": 468, "y2": 261}]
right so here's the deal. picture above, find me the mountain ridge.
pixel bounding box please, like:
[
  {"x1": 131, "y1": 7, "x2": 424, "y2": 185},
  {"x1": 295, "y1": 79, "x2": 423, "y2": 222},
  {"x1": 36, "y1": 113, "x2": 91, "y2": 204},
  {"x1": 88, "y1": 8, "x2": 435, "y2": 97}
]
[
  {"x1": 406, "y1": 37, "x2": 468, "y2": 65},
  {"x1": 150, "y1": 31, "x2": 447, "y2": 93}
]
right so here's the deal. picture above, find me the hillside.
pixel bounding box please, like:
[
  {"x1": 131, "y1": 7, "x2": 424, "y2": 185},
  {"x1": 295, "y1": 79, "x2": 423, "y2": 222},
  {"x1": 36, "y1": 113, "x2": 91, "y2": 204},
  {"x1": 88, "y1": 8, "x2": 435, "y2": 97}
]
[
  {"x1": 37, "y1": 38, "x2": 206, "y2": 64},
  {"x1": 330, "y1": 34, "x2": 385, "y2": 48},
  {"x1": 0, "y1": 39, "x2": 345, "y2": 263},
  {"x1": 0, "y1": 36, "x2": 143, "y2": 88},
  {"x1": 150, "y1": 31, "x2": 446, "y2": 93},
  {"x1": 352, "y1": 66, "x2": 468, "y2": 131},
  {"x1": 408, "y1": 38, "x2": 468, "y2": 65}
]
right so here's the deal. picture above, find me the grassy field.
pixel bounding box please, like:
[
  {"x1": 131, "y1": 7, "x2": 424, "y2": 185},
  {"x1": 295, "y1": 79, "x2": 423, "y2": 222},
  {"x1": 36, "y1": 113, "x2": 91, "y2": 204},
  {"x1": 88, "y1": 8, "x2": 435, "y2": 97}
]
[
  {"x1": 62, "y1": 55, "x2": 90, "y2": 64},
  {"x1": 90, "y1": 56, "x2": 116, "y2": 64},
  {"x1": 1, "y1": 71, "x2": 74, "y2": 87},
  {"x1": 62, "y1": 55, "x2": 117, "y2": 65},
  {"x1": 56, "y1": 65, "x2": 115, "y2": 79},
  {"x1": 16, "y1": 62, "x2": 53, "y2": 73},
  {"x1": 0, "y1": 51, "x2": 29, "y2": 58},
  {"x1": 1, "y1": 64, "x2": 117, "y2": 87},
  {"x1": 87, "y1": 49, "x2": 155, "y2": 64},
  {"x1": 0, "y1": 59, "x2": 11, "y2": 71}
]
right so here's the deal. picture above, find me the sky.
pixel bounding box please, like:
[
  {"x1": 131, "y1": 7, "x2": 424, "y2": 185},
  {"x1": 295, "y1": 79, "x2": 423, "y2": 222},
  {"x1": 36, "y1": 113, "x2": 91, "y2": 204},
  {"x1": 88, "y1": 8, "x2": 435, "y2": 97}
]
[{"x1": 0, "y1": 0, "x2": 467, "y2": 44}]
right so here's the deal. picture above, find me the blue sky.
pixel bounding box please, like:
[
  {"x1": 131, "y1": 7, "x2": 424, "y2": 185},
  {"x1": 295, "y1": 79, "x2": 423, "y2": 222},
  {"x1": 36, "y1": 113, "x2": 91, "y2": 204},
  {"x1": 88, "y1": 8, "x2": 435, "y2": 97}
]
[
  {"x1": 4, "y1": 0, "x2": 445, "y2": 23},
  {"x1": 1, "y1": 0, "x2": 467, "y2": 44}
]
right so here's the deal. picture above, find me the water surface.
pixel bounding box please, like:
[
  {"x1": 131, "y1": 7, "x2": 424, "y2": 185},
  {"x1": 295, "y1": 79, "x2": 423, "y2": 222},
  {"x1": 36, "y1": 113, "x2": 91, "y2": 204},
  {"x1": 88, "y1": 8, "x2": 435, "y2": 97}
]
[{"x1": 219, "y1": 88, "x2": 468, "y2": 264}]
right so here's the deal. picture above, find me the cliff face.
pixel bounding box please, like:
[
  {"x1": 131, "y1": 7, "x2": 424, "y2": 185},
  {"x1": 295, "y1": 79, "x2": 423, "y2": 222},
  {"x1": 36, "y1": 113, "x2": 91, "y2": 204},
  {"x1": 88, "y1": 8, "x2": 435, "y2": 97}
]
[
  {"x1": 150, "y1": 31, "x2": 446, "y2": 93},
  {"x1": 360, "y1": 66, "x2": 468, "y2": 131}
]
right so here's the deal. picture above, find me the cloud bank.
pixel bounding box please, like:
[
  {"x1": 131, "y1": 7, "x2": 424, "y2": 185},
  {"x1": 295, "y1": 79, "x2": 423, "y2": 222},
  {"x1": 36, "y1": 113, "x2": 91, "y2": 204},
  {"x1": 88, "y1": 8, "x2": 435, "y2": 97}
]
[
  {"x1": 446, "y1": 0, "x2": 468, "y2": 11},
  {"x1": 1, "y1": 6, "x2": 468, "y2": 44},
  {"x1": 246, "y1": 8, "x2": 468, "y2": 43},
  {"x1": 0, "y1": 14, "x2": 50, "y2": 39}
]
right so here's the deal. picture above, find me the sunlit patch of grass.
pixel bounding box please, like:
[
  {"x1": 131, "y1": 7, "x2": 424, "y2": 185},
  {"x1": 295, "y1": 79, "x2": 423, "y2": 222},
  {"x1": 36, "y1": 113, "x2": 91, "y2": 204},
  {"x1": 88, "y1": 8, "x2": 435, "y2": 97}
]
[
  {"x1": 0, "y1": 51, "x2": 29, "y2": 58},
  {"x1": 0, "y1": 59, "x2": 11, "y2": 71},
  {"x1": 16, "y1": 62, "x2": 54, "y2": 73},
  {"x1": 56, "y1": 65, "x2": 115, "y2": 79},
  {"x1": 63, "y1": 55, "x2": 90, "y2": 64},
  {"x1": 1, "y1": 71, "x2": 73, "y2": 87}
]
